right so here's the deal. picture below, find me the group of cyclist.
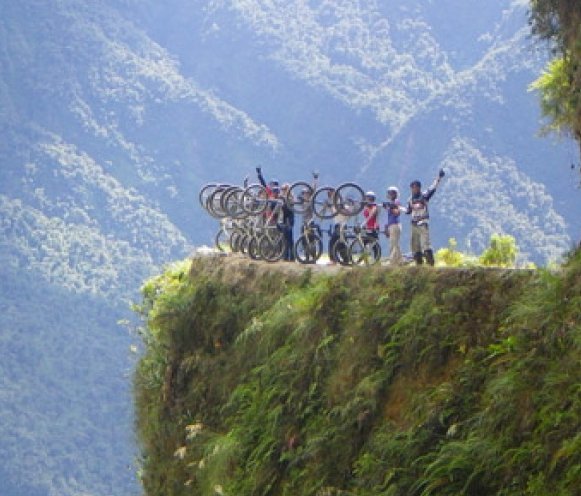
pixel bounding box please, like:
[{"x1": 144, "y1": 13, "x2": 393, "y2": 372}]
[{"x1": 254, "y1": 166, "x2": 446, "y2": 266}]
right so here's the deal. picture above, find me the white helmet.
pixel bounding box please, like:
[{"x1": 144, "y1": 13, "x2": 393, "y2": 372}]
[
  {"x1": 387, "y1": 186, "x2": 399, "y2": 196},
  {"x1": 365, "y1": 191, "x2": 376, "y2": 199}
]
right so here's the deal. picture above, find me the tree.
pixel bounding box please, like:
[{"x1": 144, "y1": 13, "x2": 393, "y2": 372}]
[
  {"x1": 529, "y1": 1, "x2": 581, "y2": 153},
  {"x1": 479, "y1": 234, "x2": 518, "y2": 268},
  {"x1": 435, "y1": 238, "x2": 464, "y2": 267}
]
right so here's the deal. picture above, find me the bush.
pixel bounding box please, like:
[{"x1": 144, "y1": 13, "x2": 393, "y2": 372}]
[
  {"x1": 435, "y1": 238, "x2": 464, "y2": 267},
  {"x1": 479, "y1": 234, "x2": 518, "y2": 268}
]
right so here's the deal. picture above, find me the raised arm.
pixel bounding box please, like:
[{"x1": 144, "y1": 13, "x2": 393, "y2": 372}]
[
  {"x1": 425, "y1": 169, "x2": 445, "y2": 201},
  {"x1": 256, "y1": 166, "x2": 267, "y2": 187},
  {"x1": 311, "y1": 171, "x2": 319, "y2": 190}
]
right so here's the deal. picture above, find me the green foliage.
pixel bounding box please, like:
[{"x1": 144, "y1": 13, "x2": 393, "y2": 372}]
[
  {"x1": 530, "y1": 57, "x2": 578, "y2": 137},
  {"x1": 479, "y1": 234, "x2": 518, "y2": 268},
  {"x1": 530, "y1": 0, "x2": 581, "y2": 142},
  {"x1": 135, "y1": 252, "x2": 581, "y2": 495},
  {"x1": 435, "y1": 238, "x2": 464, "y2": 267}
]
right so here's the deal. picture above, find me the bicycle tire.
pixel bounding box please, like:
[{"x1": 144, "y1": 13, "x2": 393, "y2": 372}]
[
  {"x1": 312, "y1": 186, "x2": 337, "y2": 219},
  {"x1": 207, "y1": 186, "x2": 230, "y2": 218},
  {"x1": 248, "y1": 236, "x2": 261, "y2": 260},
  {"x1": 223, "y1": 187, "x2": 247, "y2": 219},
  {"x1": 199, "y1": 183, "x2": 217, "y2": 211},
  {"x1": 242, "y1": 184, "x2": 269, "y2": 215},
  {"x1": 229, "y1": 231, "x2": 242, "y2": 253},
  {"x1": 240, "y1": 234, "x2": 250, "y2": 256},
  {"x1": 331, "y1": 235, "x2": 355, "y2": 266},
  {"x1": 294, "y1": 234, "x2": 323, "y2": 264},
  {"x1": 259, "y1": 231, "x2": 286, "y2": 262},
  {"x1": 334, "y1": 182, "x2": 365, "y2": 216},
  {"x1": 215, "y1": 228, "x2": 229, "y2": 252},
  {"x1": 286, "y1": 181, "x2": 314, "y2": 215},
  {"x1": 349, "y1": 238, "x2": 381, "y2": 265}
]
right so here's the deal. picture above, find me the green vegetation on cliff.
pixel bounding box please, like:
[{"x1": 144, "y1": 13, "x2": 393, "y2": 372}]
[
  {"x1": 134, "y1": 253, "x2": 581, "y2": 496},
  {"x1": 530, "y1": 1, "x2": 581, "y2": 150}
]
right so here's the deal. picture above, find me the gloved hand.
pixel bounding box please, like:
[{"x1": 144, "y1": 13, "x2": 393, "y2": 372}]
[
  {"x1": 313, "y1": 171, "x2": 319, "y2": 179},
  {"x1": 256, "y1": 166, "x2": 262, "y2": 173},
  {"x1": 439, "y1": 169, "x2": 446, "y2": 178}
]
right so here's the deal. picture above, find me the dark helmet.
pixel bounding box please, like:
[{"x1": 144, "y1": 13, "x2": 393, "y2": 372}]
[
  {"x1": 270, "y1": 179, "x2": 280, "y2": 187},
  {"x1": 410, "y1": 180, "x2": 421, "y2": 188}
]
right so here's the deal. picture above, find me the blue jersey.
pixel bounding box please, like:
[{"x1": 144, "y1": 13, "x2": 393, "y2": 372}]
[{"x1": 385, "y1": 200, "x2": 402, "y2": 226}]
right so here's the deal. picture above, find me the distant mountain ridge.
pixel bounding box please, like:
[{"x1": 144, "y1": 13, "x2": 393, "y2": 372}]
[{"x1": 0, "y1": 1, "x2": 579, "y2": 495}]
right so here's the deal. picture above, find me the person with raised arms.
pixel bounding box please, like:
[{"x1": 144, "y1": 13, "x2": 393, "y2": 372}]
[{"x1": 405, "y1": 169, "x2": 445, "y2": 266}]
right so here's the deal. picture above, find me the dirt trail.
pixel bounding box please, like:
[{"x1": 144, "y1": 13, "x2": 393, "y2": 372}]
[{"x1": 190, "y1": 250, "x2": 525, "y2": 279}]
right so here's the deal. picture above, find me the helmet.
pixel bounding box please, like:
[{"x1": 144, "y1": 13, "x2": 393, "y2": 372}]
[
  {"x1": 410, "y1": 180, "x2": 421, "y2": 188},
  {"x1": 365, "y1": 191, "x2": 376, "y2": 200},
  {"x1": 270, "y1": 179, "x2": 280, "y2": 186},
  {"x1": 387, "y1": 186, "x2": 399, "y2": 196}
]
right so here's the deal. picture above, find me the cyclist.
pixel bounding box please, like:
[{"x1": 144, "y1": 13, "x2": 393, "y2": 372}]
[
  {"x1": 363, "y1": 191, "x2": 380, "y2": 239},
  {"x1": 327, "y1": 188, "x2": 350, "y2": 264},
  {"x1": 264, "y1": 185, "x2": 283, "y2": 225},
  {"x1": 383, "y1": 186, "x2": 403, "y2": 265},
  {"x1": 405, "y1": 169, "x2": 445, "y2": 266},
  {"x1": 300, "y1": 171, "x2": 319, "y2": 227},
  {"x1": 280, "y1": 183, "x2": 295, "y2": 261},
  {"x1": 295, "y1": 172, "x2": 320, "y2": 263},
  {"x1": 256, "y1": 166, "x2": 279, "y2": 198}
]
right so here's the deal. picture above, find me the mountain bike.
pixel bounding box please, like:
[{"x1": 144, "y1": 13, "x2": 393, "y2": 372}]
[
  {"x1": 312, "y1": 186, "x2": 337, "y2": 219},
  {"x1": 348, "y1": 226, "x2": 381, "y2": 265},
  {"x1": 330, "y1": 224, "x2": 356, "y2": 266},
  {"x1": 215, "y1": 218, "x2": 236, "y2": 252},
  {"x1": 294, "y1": 221, "x2": 323, "y2": 264},
  {"x1": 333, "y1": 183, "x2": 366, "y2": 216},
  {"x1": 241, "y1": 183, "x2": 269, "y2": 215},
  {"x1": 257, "y1": 223, "x2": 287, "y2": 262}
]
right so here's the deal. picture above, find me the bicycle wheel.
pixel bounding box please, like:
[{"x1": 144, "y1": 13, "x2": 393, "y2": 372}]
[
  {"x1": 286, "y1": 181, "x2": 314, "y2": 214},
  {"x1": 207, "y1": 186, "x2": 230, "y2": 218},
  {"x1": 259, "y1": 231, "x2": 286, "y2": 262},
  {"x1": 331, "y1": 235, "x2": 355, "y2": 266},
  {"x1": 199, "y1": 183, "x2": 217, "y2": 211},
  {"x1": 215, "y1": 228, "x2": 230, "y2": 252},
  {"x1": 242, "y1": 184, "x2": 269, "y2": 215},
  {"x1": 248, "y1": 236, "x2": 261, "y2": 260},
  {"x1": 349, "y1": 238, "x2": 381, "y2": 265},
  {"x1": 229, "y1": 230, "x2": 242, "y2": 253},
  {"x1": 294, "y1": 234, "x2": 323, "y2": 264},
  {"x1": 223, "y1": 187, "x2": 247, "y2": 219},
  {"x1": 312, "y1": 186, "x2": 337, "y2": 219},
  {"x1": 334, "y1": 182, "x2": 365, "y2": 216},
  {"x1": 239, "y1": 234, "x2": 250, "y2": 256}
]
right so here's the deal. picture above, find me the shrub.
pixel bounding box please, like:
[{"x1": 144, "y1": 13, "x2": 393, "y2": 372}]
[
  {"x1": 479, "y1": 234, "x2": 518, "y2": 268},
  {"x1": 435, "y1": 238, "x2": 464, "y2": 267}
]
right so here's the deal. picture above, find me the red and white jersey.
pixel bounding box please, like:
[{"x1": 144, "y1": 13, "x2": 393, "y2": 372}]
[{"x1": 363, "y1": 204, "x2": 379, "y2": 231}]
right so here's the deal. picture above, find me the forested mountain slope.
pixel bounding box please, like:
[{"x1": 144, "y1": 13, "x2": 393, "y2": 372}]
[{"x1": 0, "y1": 1, "x2": 579, "y2": 495}]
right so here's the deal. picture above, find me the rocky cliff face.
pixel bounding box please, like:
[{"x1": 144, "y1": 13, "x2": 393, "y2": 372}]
[{"x1": 134, "y1": 253, "x2": 581, "y2": 495}]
